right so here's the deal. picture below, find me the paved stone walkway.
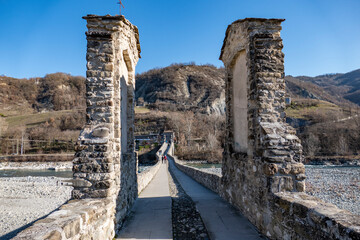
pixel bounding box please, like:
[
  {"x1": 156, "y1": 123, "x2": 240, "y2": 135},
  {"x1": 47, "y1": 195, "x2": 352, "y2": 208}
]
[
  {"x1": 117, "y1": 155, "x2": 264, "y2": 240},
  {"x1": 116, "y1": 163, "x2": 172, "y2": 240},
  {"x1": 168, "y1": 157, "x2": 265, "y2": 240}
]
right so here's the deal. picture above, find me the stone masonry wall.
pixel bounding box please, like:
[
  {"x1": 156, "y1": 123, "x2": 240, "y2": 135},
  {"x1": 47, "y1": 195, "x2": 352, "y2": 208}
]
[
  {"x1": 219, "y1": 18, "x2": 360, "y2": 239},
  {"x1": 71, "y1": 15, "x2": 140, "y2": 235},
  {"x1": 15, "y1": 15, "x2": 142, "y2": 240},
  {"x1": 169, "y1": 154, "x2": 221, "y2": 194},
  {"x1": 14, "y1": 15, "x2": 141, "y2": 240},
  {"x1": 13, "y1": 199, "x2": 115, "y2": 240}
]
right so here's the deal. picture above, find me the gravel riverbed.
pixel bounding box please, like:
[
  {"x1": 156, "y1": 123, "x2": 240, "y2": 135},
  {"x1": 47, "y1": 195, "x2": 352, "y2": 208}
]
[
  {"x1": 305, "y1": 166, "x2": 360, "y2": 215},
  {"x1": 0, "y1": 176, "x2": 73, "y2": 239},
  {"x1": 0, "y1": 165, "x2": 358, "y2": 239},
  {"x1": 195, "y1": 165, "x2": 360, "y2": 216}
]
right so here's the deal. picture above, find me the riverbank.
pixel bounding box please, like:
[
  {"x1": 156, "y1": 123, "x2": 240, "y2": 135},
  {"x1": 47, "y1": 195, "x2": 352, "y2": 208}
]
[
  {"x1": 0, "y1": 154, "x2": 74, "y2": 171},
  {"x1": 0, "y1": 176, "x2": 73, "y2": 239},
  {"x1": 306, "y1": 155, "x2": 360, "y2": 166},
  {"x1": 0, "y1": 161, "x2": 72, "y2": 170},
  {"x1": 0, "y1": 154, "x2": 74, "y2": 163},
  {"x1": 305, "y1": 165, "x2": 360, "y2": 215}
]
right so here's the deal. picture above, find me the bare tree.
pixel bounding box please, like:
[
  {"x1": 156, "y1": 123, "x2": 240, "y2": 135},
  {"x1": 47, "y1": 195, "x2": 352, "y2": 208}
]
[
  {"x1": 206, "y1": 132, "x2": 219, "y2": 150},
  {"x1": 0, "y1": 117, "x2": 8, "y2": 137},
  {"x1": 183, "y1": 111, "x2": 194, "y2": 146},
  {"x1": 303, "y1": 132, "x2": 320, "y2": 157},
  {"x1": 336, "y1": 135, "x2": 349, "y2": 156}
]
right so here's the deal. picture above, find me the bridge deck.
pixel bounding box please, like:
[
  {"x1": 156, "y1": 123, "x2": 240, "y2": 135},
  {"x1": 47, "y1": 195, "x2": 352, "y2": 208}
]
[
  {"x1": 168, "y1": 157, "x2": 265, "y2": 240},
  {"x1": 116, "y1": 163, "x2": 172, "y2": 240},
  {"x1": 117, "y1": 156, "x2": 264, "y2": 240}
]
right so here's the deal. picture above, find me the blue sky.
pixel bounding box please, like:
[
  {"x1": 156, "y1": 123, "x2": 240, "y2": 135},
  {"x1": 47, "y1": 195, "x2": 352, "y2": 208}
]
[{"x1": 0, "y1": 0, "x2": 359, "y2": 78}]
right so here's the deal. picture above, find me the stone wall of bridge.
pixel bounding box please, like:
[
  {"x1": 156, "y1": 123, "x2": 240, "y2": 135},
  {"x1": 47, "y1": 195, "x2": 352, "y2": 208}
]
[
  {"x1": 14, "y1": 15, "x2": 142, "y2": 239},
  {"x1": 217, "y1": 18, "x2": 360, "y2": 239},
  {"x1": 168, "y1": 149, "x2": 221, "y2": 194},
  {"x1": 13, "y1": 144, "x2": 168, "y2": 240},
  {"x1": 13, "y1": 199, "x2": 116, "y2": 240},
  {"x1": 171, "y1": 156, "x2": 360, "y2": 239},
  {"x1": 72, "y1": 15, "x2": 140, "y2": 233}
]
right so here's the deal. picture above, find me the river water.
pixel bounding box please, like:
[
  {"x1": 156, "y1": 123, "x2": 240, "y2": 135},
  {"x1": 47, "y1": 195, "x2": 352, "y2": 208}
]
[
  {"x1": 0, "y1": 165, "x2": 152, "y2": 178},
  {"x1": 0, "y1": 169, "x2": 72, "y2": 178}
]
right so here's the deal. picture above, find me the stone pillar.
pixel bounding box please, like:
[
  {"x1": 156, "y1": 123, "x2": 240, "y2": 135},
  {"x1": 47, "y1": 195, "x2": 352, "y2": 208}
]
[
  {"x1": 72, "y1": 15, "x2": 140, "y2": 225},
  {"x1": 220, "y1": 18, "x2": 304, "y2": 229}
]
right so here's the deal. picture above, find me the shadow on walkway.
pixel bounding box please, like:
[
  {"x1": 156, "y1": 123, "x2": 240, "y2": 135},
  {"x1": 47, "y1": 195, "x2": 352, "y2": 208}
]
[
  {"x1": 116, "y1": 164, "x2": 172, "y2": 240},
  {"x1": 167, "y1": 155, "x2": 266, "y2": 240}
]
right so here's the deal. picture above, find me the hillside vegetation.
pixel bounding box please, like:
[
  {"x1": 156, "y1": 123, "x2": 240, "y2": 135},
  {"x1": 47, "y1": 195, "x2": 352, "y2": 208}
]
[
  {"x1": 294, "y1": 69, "x2": 360, "y2": 106},
  {"x1": 1, "y1": 65, "x2": 360, "y2": 159},
  {"x1": 135, "y1": 64, "x2": 360, "y2": 160},
  {"x1": 0, "y1": 73, "x2": 86, "y2": 154},
  {"x1": 136, "y1": 63, "x2": 226, "y2": 114}
]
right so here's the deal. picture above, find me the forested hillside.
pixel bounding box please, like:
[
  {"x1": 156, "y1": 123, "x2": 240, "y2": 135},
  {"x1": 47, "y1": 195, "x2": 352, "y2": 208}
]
[{"x1": 1, "y1": 65, "x2": 360, "y2": 159}]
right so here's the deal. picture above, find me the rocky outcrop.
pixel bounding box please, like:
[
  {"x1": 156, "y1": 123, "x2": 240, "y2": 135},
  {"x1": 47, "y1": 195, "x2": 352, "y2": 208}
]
[{"x1": 135, "y1": 64, "x2": 226, "y2": 114}]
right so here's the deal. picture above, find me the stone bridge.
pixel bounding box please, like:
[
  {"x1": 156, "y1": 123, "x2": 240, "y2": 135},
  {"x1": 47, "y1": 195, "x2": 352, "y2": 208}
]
[{"x1": 14, "y1": 15, "x2": 360, "y2": 240}]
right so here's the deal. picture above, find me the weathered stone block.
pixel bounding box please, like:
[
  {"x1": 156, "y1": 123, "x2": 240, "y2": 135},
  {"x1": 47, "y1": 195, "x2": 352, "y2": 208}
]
[
  {"x1": 295, "y1": 180, "x2": 305, "y2": 192},
  {"x1": 263, "y1": 163, "x2": 278, "y2": 176},
  {"x1": 91, "y1": 127, "x2": 110, "y2": 138},
  {"x1": 73, "y1": 179, "x2": 93, "y2": 188},
  {"x1": 291, "y1": 163, "x2": 305, "y2": 174},
  {"x1": 62, "y1": 217, "x2": 81, "y2": 238},
  {"x1": 295, "y1": 173, "x2": 306, "y2": 181},
  {"x1": 271, "y1": 176, "x2": 294, "y2": 192},
  {"x1": 42, "y1": 230, "x2": 62, "y2": 240}
]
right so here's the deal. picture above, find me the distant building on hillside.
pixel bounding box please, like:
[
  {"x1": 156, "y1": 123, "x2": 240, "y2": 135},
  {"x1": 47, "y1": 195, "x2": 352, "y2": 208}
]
[
  {"x1": 285, "y1": 96, "x2": 291, "y2": 105},
  {"x1": 136, "y1": 97, "x2": 145, "y2": 107}
]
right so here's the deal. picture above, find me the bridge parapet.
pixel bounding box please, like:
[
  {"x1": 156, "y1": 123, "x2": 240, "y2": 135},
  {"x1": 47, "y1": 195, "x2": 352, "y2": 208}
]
[{"x1": 219, "y1": 18, "x2": 360, "y2": 239}]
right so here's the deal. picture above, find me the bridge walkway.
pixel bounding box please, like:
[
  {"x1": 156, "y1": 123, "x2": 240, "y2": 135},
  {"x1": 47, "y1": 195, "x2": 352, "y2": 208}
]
[
  {"x1": 168, "y1": 156, "x2": 265, "y2": 240},
  {"x1": 116, "y1": 163, "x2": 172, "y2": 240},
  {"x1": 117, "y1": 154, "x2": 264, "y2": 239}
]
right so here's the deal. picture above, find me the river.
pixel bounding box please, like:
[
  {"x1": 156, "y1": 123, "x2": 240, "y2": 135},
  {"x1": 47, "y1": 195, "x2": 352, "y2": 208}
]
[{"x1": 0, "y1": 169, "x2": 72, "y2": 178}]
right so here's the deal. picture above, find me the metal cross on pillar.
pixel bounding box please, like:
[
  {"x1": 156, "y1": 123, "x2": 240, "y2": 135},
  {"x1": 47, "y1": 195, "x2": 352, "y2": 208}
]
[{"x1": 118, "y1": 0, "x2": 125, "y2": 15}]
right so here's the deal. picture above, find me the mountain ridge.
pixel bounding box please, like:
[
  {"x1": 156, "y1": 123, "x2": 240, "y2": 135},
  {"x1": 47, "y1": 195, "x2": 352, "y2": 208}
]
[{"x1": 1, "y1": 66, "x2": 359, "y2": 116}]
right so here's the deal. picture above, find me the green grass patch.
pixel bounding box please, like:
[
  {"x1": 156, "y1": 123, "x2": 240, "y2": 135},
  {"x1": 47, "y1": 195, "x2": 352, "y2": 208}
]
[
  {"x1": 5, "y1": 110, "x2": 75, "y2": 128},
  {"x1": 135, "y1": 106, "x2": 150, "y2": 114},
  {"x1": 286, "y1": 99, "x2": 341, "y2": 119}
]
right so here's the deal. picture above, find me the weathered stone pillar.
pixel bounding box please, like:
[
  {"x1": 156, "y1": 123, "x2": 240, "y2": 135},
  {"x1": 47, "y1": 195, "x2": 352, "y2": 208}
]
[
  {"x1": 72, "y1": 14, "x2": 140, "y2": 226},
  {"x1": 220, "y1": 18, "x2": 304, "y2": 231}
]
